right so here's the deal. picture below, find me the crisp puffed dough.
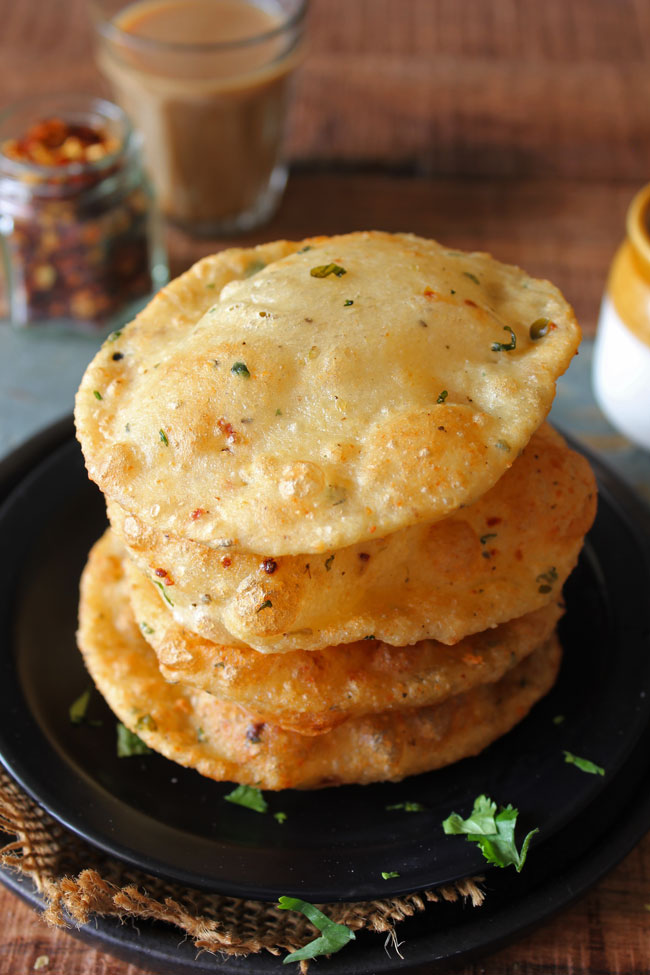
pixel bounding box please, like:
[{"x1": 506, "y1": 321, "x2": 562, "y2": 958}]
[
  {"x1": 110, "y1": 424, "x2": 596, "y2": 652},
  {"x1": 124, "y1": 540, "x2": 562, "y2": 734},
  {"x1": 78, "y1": 532, "x2": 562, "y2": 790},
  {"x1": 76, "y1": 232, "x2": 581, "y2": 555}
]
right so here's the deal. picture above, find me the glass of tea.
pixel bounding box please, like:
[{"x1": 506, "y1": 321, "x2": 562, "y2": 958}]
[{"x1": 91, "y1": 0, "x2": 307, "y2": 236}]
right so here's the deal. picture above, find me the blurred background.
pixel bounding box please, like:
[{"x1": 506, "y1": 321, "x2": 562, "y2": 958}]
[{"x1": 3, "y1": 0, "x2": 650, "y2": 331}]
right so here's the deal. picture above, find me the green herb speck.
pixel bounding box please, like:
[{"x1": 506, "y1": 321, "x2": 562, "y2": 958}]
[
  {"x1": 159, "y1": 428, "x2": 169, "y2": 446},
  {"x1": 231, "y1": 361, "x2": 251, "y2": 378},
  {"x1": 116, "y1": 722, "x2": 152, "y2": 757},
  {"x1": 563, "y1": 751, "x2": 605, "y2": 776},
  {"x1": 274, "y1": 811, "x2": 288, "y2": 824},
  {"x1": 386, "y1": 801, "x2": 425, "y2": 812},
  {"x1": 381, "y1": 871, "x2": 400, "y2": 880},
  {"x1": 491, "y1": 326, "x2": 517, "y2": 352},
  {"x1": 344, "y1": 299, "x2": 354, "y2": 306},
  {"x1": 437, "y1": 390, "x2": 448, "y2": 404},
  {"x1": 256, "y1": 599, "x2": 273, "y2": 612},
  {"x1": 140, "y1": 621, "x2": 154, "y2": 635},
  {"x1": 69, "y1": 688, "x2": 92, "y2": 725},
  {"x1": 225, "y1": 784, "x2": 268, "y2": 813},
  {"x1": 463, "y1": 272, "x2": 480, "y2": 285},
  {"x1": 93, "y1": 390, "x2": 102, "y2": 401}
]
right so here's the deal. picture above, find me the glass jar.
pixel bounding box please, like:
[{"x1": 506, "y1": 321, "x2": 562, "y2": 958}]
[
  {"x1": 593, "y1": 183, "x2": 650, "y2": 451},
  {"x1": 0, "y1": 93, "x2": 168, "y2": 333}
]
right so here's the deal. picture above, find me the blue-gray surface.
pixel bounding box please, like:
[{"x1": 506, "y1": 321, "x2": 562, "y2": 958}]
[{"x1": 0, "y1": 327, "x2": 649, "y2": 506}]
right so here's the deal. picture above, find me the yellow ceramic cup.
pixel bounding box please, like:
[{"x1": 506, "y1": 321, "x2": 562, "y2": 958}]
[{"x1": 593, "y1": 183, "x2": 650, "y2": 450}]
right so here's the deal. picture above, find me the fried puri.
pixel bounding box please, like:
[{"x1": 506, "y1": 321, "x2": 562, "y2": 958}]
[
  {"x1": 109, "y1": 424, "x2": 595, "y2": 652},
  {"x1": 123, "y1": 534, "x2": 562, "y2": 735},
  {"x1": 75, "y1": 232, "x2": 581, "y2": 557},
  {"x1": 79, "y1": 531, "x2": 562, "y2": 790}
]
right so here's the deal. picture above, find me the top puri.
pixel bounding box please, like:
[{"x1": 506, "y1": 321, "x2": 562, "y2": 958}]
[{"x1": 75, "y1": 232, "x2": 582, "y2": 558}]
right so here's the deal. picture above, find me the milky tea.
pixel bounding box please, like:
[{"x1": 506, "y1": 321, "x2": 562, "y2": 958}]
[{"x1": 94, "y1": 0, "x2": 306, "y2": 234}]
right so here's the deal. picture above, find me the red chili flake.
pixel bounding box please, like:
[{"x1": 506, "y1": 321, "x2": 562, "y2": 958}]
[
  {"x1": 246, "y1": 722, "x2": 265, "y2": 744},
  {"x1": 423, "y1": 287, "x2": 439, "y2": 299},
  {"x1": 486, "y1": 516, "x2": 502, "y2": 526},
  {"x1": 154, "y1": 568, "x2": 174, "y2": 584},
  {"x1": 221, "y1": 557, "x2": 232, "y2": 568},
  {"x1": 154, "y1": 568, "x2": 167, "y2": 577},
  {"x1": 217, "y1": 417, "x2": 238, "y2": 443},
  {"x1": 464, "y1": 299, "x2": 478, "y2": 308},
  {"x1": 190, "y1": 508, "x2": 205, "y2": 520},
  {"x1": 261, "y1": 558, "x2": 277, "y2": 574},
  {"x1": 358, "y1": 552, "x2": 370, "y2": 561}
]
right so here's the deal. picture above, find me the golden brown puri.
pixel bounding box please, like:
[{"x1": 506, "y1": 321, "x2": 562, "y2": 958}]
[
  {"x1": 125, "y1": 541, "x2": 562, "y2": 735},
  {"x1": 76, "y1": 232, "x2": 581, "y2": 557},
  {"x1": 78, "y1": 531, "x2": 562, "y2": 790},
  {"x1": 109, "y1": 424, "x2": 596, "y2": 652}
]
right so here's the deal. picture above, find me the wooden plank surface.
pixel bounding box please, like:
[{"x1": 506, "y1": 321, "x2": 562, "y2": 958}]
[
  {"x1": 2, "y1": 0, "x2": 650, "y2": 178},
  {"x1": 1, "y1": 0, "x2": 650, "y2": 972}
]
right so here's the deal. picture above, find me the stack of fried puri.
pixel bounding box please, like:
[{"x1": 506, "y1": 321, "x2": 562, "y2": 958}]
[{"x1": 74, "y1": 232, "x2": 597, "y2": 790}]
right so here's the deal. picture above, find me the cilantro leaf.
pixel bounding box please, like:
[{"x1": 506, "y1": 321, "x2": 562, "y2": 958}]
[
  {"x1": 224, "y1": 784, "x2": 268, "y2": 813},
  {"x1": 381, "y1": 870, "x2": 400, "y2": 879},
  {"x1": 278, "y1": 896, "x2": 355, "y2": 964},
  {"x1": 386, "y1": 801, "x2": 426, "y2": 812},
  {"x1": 442, "y1": 794, "x2": 498, "y2": 835},
  {"x1": 563, "y1": 751, "x2": 605, "y2": 776},
  {"x1": 116, "y1": 722, "x2": 152, "y2": 757},
  {"x1": 69, "y1": 688, "x2": 92, "y2": 725},
  {"x1": 442, "y1": 795, "x2": 538, "y2": 872}
]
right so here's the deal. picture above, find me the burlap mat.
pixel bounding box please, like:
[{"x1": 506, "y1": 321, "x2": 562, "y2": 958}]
[{"x1": 0, "y1": 769, "x2": 484, "y2": 971}]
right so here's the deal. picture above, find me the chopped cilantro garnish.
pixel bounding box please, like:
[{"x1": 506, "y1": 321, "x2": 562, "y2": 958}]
[
  {"x1": 530, "y1": 317, "x2": 550, "y2": 340},
  {"x1": 140, "y1": 621, "x2": 154, "y2": 635},
  {"x1": 344, "y1": 299, "x2": 354, "y2": 306},
  {"x1": 436, "y1": 390, "x2": 448, "y2": 404},
  {"x1": 298, "y1": 245, "x2": 313, "y2": 253},
  {"x1": 69, "y1": 688, "x2": 92, "y2": 725},
  {"x1": 93, "y1": 390, "x2": 102, "y2": 401},
  {"x1": 363, "y1": 634, "x2": 376, "y2": 640},
  {"x1": 116, "y1": 722, "x2": 152, "y2": 757},
  {"x1": 225, "y1": 784, "x2": 268, "y2": 813},
  {"x1": 442, "y1": 794, "x2": 538, "y2": 872},
  {"x1": 381, "y1": 871, "x2": 400, "y2": 880},
  {"x1": 463, "y1": 271, "x2": 480, "y2": 284},
  {"x1": 106, "y1": 329, "x2": 122, "y2": 342},
  {"x1": 491, "y1": 326, "x2": 517, "y2": 352},
  {"x1": 274, "y1": 811, "x2": 288, "y2": 824},
  {"x1": 197, "y1": 726, "x2": 206, "y2": 742},
  {"x1": 563, "y1": 751, "x2": 605, "y2": 776},
  {"x1": 256, "y1": 599, "x2": 273, "y2": 612},
  {"x1": 231, "y1": 361, "x2": 251, "y2": 378},
  {"x1": 154, "y1": 579, "x2": 174, "y2": 606},
  {"x1": 310, "y1": 263, "x2": 347, "y2": 278},
  {"x1": 386, "y1": 801, "x2": 425, "y2": 812},
  {"x1": 278, "y1": 897, "x2": 355, "y2": 964},
  {"x1": 324, "y1": 554, "x2": 335, "y2": 572},
  {"x1": 159, "y1": 428, "x2": 169, "y2": 446},
  {"x1": 275, "y1": 408, "x2": 282, "y2": 416}
]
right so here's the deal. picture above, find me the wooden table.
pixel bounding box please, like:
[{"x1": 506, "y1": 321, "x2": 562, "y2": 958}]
[{"x1": 2, "y1": 1, "x2": 650, "y2": 972}]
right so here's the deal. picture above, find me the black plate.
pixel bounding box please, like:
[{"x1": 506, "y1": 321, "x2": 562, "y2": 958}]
[{"x1": 0, "y1": 420, "x2": 649, "y2": 906}]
